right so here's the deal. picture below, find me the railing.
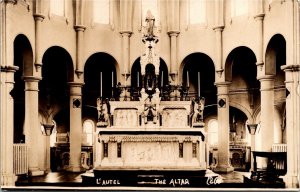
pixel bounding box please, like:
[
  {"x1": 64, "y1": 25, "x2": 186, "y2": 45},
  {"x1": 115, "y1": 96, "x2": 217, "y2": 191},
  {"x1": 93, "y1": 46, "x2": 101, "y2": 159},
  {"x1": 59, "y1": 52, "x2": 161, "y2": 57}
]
[
  {"x1": 272, "y1": 143, "x2": 287, "y2": 152},
  {"x1": 13, "y1": 144, "x2": 28, "y2": 175}
]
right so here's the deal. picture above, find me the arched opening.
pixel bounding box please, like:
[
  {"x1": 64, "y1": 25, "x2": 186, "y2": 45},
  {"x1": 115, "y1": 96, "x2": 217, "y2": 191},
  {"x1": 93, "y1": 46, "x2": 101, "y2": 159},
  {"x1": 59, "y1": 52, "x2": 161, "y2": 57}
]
[
  {"x1": 181, "y1": 53, "x2": 216, "y2": 107},
  {"x1": 131, "y1": 57, "x2": 168, "y2": 89},
  {"x1": 83, "y1": 52, "x2": 117, "y2": 122},
  {"x1": 265, "y1": 34, "x2": 286, "y2": 144},
  {"x1": 39, "y1": 46, "x2": 74, "y2": 133},
  {"x1": 12, "y1": 34, "x2": 33, "y2": 143}
]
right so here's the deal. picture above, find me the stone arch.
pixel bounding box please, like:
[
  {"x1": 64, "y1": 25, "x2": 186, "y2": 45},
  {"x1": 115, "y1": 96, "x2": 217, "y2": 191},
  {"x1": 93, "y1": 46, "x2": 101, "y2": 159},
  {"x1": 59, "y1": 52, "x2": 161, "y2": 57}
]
[
  {"x1": 180, "y1": 52, "x2": 216, "y2": 105},
  {"x1": 39, "y1": 46, "x2": 74, "y2": 127},
  {"x1": 265, "y1": 34, "x2": 286, "y2": 77},
  {"x1": 83, "y1": 52, "x2": 118, "y2": 120},
  {"x1": 229, "y1": 102, "x2": 253, "y2": 123},
  {"x1": 12, "y1": 34, "x2": 34, "y2": 143},
  {"x1": 131, "y1": 57, "x2": 168, "y2": 89},
  {"x1": 224, "y1": 46, "x2": 257, "y2": 83}
]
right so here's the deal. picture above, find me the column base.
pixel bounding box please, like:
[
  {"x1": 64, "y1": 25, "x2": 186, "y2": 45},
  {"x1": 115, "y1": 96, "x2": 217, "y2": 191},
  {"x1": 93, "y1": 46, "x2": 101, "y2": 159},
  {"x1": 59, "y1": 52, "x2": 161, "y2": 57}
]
[
  {"x1": 66, "y1": 166, "x2": 85, "y2": 172},
  {"x1": 1, "y1": 173, "x2": 17, "y2": 186},
  {"x1": 29, "y1": 168, "x2": 45, "y2": 176},
  {"x1": 283, "y1": 175, "x2": 299, "y2": 188},
  {"x1": 212, "y1": 165, "x2": 234, "y2": 173}
]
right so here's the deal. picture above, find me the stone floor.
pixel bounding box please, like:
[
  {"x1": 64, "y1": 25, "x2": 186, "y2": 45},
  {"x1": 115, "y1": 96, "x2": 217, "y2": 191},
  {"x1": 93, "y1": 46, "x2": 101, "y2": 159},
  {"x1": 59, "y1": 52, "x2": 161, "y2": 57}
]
[{"x1": 7, "y1": 170, "x2": 286, "y2": 191}]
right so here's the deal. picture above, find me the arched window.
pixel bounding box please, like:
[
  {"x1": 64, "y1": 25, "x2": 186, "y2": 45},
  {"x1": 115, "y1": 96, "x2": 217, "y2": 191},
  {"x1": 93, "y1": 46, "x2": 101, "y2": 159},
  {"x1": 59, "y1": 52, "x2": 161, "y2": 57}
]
[
  {"x1": 93, "y1": 0, "x2": 110, "y2": 24},
  {"x1": 231, "y1": 0, "x2": 248, "y2": 17},
  {"x1": 142, "y1": 0, "x2": 159, "y2": 26},
  {"x1": 208, "y1": 119, "x2": 218, "y2": 146},
  {"x1": 50, "y1": 0, "x2": 65, "y2": 16},
  {"x1": 189, "y1": 0, "x2": 206, "y2": 24},
  {"x1": 83, "y1": 120, "x2": 95, "y2": 146}
]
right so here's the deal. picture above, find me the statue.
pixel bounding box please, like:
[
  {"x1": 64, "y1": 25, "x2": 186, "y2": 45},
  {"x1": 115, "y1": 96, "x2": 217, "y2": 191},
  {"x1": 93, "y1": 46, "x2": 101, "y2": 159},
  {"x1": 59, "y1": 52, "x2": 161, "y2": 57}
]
[
  {"x1": 144, "y1": 10, "x2": 155, "y2": 39},
  {"x1": 143, "y1": 96, "x2": 157, "y2": 124},
  {"x1": 191, "y1": 97, "x2": 205, "y2": 127},
  {"x1": 96, "y1": 98, "x2": 110, "y2": 127}
]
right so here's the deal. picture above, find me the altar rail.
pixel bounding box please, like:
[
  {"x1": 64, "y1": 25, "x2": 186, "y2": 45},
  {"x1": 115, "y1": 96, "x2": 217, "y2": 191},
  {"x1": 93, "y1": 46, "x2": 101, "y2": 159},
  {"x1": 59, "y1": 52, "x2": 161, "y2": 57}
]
[{"x1": 13, "y1": 144, "x2": 28, "y2": 175}]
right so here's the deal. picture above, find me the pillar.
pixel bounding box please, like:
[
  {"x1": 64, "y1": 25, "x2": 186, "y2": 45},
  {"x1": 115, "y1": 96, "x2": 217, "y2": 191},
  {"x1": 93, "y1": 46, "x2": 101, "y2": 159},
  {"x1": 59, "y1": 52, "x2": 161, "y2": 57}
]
[
  {"x1": 254, "y1": 13, "x2": 265, "y2": 72},
  {"x1": 33, "y1": 13, "x2": 45, "y2": 74},
  {"x1": 213, "y1": 26, "x2": 224, "y2": 76},
  {"x1": 258, "y1": 75, "x2": 275, "y2": 152},
  {"x1": 74, "y1": 25, "x2": 86, "y2": 77},
  {"x1": 0, "y1": 66, "x2": 18, "y2": 186},
  {"x1": 23, "y1": 76, "x2": 44, "y2": 176},
  {"x1": 281, "y1": 65, "x2": 299, "y2": 188},
  {"x1": 168, "y1": 31, "x2": 180, "y2": 83},
  {"x1": 214, "y1": 82, "x2": 234, "y2": 173},
  {"x1": 67, "y1": 82, "x2": 84, "y2": 172},
  {"x1": 120, "y1": 31, "x2": 132, "y2": 97}
]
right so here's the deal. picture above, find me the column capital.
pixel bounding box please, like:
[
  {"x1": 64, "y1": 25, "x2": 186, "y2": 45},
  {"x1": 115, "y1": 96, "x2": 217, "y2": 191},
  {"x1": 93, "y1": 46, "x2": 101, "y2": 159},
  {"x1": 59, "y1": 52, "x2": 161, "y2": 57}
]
[
  {"x1": 257, "y1": 75, "x2": 275, "y2": 81},
  {"x1": 74, "y1": 25, "x2": 86, "y2": 32},
  {"x1": 22, "y1": 76, "x2": 42, "y2": 82},
  {"x1": 281, "y1": 64, "x2": 300, "y2": 72},
  {"x1": 212, "y1": 25, "x2": 224, "y2": 32},
  {"x1": 23, "y1": 76, "x2": 41, "y2": 91},
  {"x1": 120, "y1": 31, "x2": 133, "y2": 37},
  {"x1": 167, "y1": 31, "x2": 180, "y2": 37},
  {"x1": 33, "y1": 13, "x2": 45, "y2": 21},
  {"x1": 214, "y1": 81, "x2": 231, "y2": 87},
  {"x1": 1, "y1": 65, "x2": 19, "y2": 73},
  {"x1": 254, "y1": 13, "x2": 265, "y2": 21},
  {"x1": 68, "y1": 82, "x2": 84, "y2": 88}
]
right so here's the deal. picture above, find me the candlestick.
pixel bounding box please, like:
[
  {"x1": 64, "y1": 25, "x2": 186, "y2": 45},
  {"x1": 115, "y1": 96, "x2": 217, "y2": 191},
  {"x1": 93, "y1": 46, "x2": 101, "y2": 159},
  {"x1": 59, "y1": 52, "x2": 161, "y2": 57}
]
[
  {"x1": 187, "y1": 71, "x2": 189, "y2": 87},
  {"x1": 112, "y1": 71, "x2": 114, "y2": 87},
  {"x1": 198, "y1": 71, "x2": 200, "y2": 98},
  {"x1": 161, "y1": 71, "x2": 163, "y2": 87},
  {"x1": 137, "y1": 71, "x2": 139, "y2": 87},
  {"x1": 100, "y1": 72, "x2": 102, "y2": 98},
  {"x1": 124, "y1": 73, "x2": 127, "y2": 88}
]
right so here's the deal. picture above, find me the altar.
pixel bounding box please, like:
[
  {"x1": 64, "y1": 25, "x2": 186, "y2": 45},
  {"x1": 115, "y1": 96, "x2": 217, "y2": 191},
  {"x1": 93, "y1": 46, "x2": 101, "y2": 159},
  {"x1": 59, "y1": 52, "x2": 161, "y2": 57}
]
[{"x1": 81, "y1": 11, "x2": 213, "y2": 187}]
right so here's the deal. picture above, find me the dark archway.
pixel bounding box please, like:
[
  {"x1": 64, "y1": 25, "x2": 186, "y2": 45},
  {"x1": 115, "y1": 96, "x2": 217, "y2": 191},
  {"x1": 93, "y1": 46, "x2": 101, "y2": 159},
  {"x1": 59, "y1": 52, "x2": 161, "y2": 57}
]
[
  {"x1": 265, "y1": 34, "x2": 286, "y2": 86},
  {"x1": 39, "y1": 46, "x2": 74, "y2": 133},
  {"x1": 131, "y1": 57, "x2": 168, "y2": 89},
  {"x1": 225, "y1": 47, "x2": 259, "y2": 109},
  {"x1": 83, "y1": 53, "x2": 117, "y2": 121},
  {"x1": 181, "y1": 53, "x2": 216, "y2": 106},
  {"x1": 12, "y1": 34, "x2": 33, "y2": 143}
]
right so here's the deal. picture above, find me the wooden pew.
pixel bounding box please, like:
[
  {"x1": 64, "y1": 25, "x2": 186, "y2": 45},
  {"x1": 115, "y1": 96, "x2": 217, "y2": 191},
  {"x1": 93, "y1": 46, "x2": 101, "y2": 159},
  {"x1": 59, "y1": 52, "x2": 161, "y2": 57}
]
[{"x1": 250, "y1": 151, "x2": 287, "y2": 184}]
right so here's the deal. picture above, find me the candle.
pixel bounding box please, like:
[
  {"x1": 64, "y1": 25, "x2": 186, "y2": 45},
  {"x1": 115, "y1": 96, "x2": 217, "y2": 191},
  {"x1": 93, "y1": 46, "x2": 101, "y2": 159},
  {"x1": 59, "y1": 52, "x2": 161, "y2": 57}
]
[
  {"x1": 125, "y1": 73, "x2": 127, "y2": 87},
  {"x1": 112, "y1": 71, "x2": 114, "y2": 87},
  {"x1": 161, "y1": 71, "x2": 164, "y2": 87},
  {"x1": 187, "y1": 71, "x2": 189, "y2": 87},
  {"x1": 198, "y1": 71, "x2": 200, "y2": 97},
  {"x1": 137, "y1": 71, "x2": 139, "y2": 87},
  {"x1": 100, "y1": 71, "x2": 102, "y2": 98}
]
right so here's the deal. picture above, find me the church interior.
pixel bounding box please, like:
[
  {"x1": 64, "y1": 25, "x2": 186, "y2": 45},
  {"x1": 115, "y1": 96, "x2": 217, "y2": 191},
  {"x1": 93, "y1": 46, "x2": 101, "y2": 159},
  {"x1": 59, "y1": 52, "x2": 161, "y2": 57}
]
[{"x1": 0, "y1": 0, "x2": 299, "y2": 190}]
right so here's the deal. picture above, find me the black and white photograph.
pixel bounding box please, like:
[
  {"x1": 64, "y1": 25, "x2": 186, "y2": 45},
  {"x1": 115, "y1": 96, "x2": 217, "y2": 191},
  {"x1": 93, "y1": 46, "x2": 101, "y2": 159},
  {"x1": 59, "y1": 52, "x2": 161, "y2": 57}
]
[{"x1": 0, "y1": 0, "x2": 299, "y2": 191}]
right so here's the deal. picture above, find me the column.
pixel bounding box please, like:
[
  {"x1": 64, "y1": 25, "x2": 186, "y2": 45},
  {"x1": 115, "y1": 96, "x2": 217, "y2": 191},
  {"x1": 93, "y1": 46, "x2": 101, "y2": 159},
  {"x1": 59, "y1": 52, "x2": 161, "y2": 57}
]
[
  {"x1": 258, "y1": 75, "x2": 275, "y2": 152},
  {"x1": 168, "y1": 31, "x2": 180, "y2": 80},
  {"x1": 33, "y1": 13, "x2": 45, "y2": 74},
  {"x1": 23, "y1": 76, "x2": 44, "y2": 176},
  {"x1": 74, "y1": 25, "x2": 86, "y2": 77},
  {"x1": 214, "y1": 82, "x2": 234, "y2": 173},
  {"x1": 67, "y1": 82, "x2": 84, "y2": 172},
  {"x1": 281, "y1": 65, "x2": 299, "y2": 188},
  {"x1": 120, "y1": 31, "x2": 132, "y2": 98},
  {"x1": 1, "y1": 66, "x2": 18, "y2": 186},
  {"x1": 254, "y1": 13, "x2": 265, "y2": 71},
  {"x1": 213, "y1": 26, "x2": 224, "y2": 76},
  {"x1": 120, "y1": 31, "x2": 131, "y2": 74}
]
